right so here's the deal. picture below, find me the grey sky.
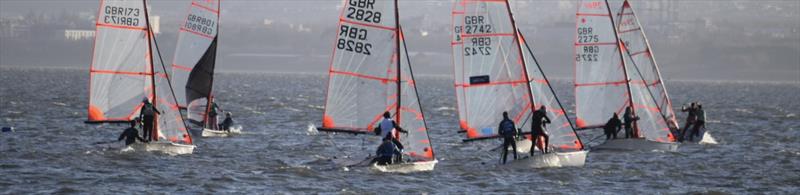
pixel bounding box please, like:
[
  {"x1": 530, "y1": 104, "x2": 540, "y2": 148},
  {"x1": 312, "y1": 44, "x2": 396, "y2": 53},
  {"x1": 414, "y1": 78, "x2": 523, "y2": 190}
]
[{"x1": 0, "y1": 0, "x2": 798, "y2": 82}]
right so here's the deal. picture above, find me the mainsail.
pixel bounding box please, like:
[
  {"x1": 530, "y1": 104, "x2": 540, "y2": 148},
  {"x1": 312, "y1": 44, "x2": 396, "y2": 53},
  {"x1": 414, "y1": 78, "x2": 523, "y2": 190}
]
[
  {"x1": 87, "y1": 0, "x2": 152, "y2": 123},
  {"x1": 171, "y1": 0, "x2": 220, "y2": 126},
  {"x1": 616, "y1": 0, "x2": 676, "y2": 142},
  {"x1": 455, "y1": 0, "x2": 583, "y2": 151},
  {"x1": 451, "y1": 0, "x2": 468, "y2": 132},
  {"x1": 320, "y1": 0, "x2": 434, "y2": 161},
  {"x1": 573, "y1": 0, "x2": 674, "y2": 142},
  {"x1": 88, "y1": 0, "x2": 192, "y2": 145}
]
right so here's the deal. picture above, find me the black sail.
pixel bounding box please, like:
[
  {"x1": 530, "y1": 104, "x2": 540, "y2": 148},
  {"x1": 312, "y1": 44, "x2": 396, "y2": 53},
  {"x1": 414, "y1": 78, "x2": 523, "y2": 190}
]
[{"x1": 185, "y1": 37, "x2": 218, "y2": 124}]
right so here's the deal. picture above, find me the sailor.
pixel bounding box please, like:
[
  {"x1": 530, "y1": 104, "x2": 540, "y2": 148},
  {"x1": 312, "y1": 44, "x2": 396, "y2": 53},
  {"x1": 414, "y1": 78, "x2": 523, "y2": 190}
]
[
  {"x1": 679, "y1": 102, "x2": 698, "y2": 142},
  {"x1": 207, "y1": 100, "x2": 220, "y2": 130},
  {"x1": 118, "y1": 120, "x2": 146, "y2": 146},
  {"x1": 139, "y1": 98, "x2": 160, "y2": 142},
  {"x1": 374, "y1": 136, "x2": 402, "y2": 165},
  {"x1": 530, "y1": 106, "x2": 551, "y2": 156},
  {"x1": 604, "y1": 113, "x2": 622, "y2": 140},
  {"x1": 376, "y1": 111, "x2": 407, "y2": 161},
  {"x1": 623, "y1": 106, "x2": 639, "y2": 138},
  {"x1": 688, "y1": 104, "x2": 706, "y2": 141},
  {"x1": 219, "y1": 112, "x2": 234, "y2": 132},
  {"x1": 498, "y1": 112, "x2": 518, "y2": 164}
]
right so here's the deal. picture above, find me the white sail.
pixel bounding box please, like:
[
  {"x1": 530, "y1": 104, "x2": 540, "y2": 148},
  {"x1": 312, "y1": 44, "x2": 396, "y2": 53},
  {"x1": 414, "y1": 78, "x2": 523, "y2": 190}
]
[
  {"x1": 87, "y1": 0, "x2": 151, "y2": 122},
  {"x1": 451, "y1": 0, "x2": 469, "y2": 132},
  {"x1": 171, "y1": 0, "x2": 220, "y2": 115}
]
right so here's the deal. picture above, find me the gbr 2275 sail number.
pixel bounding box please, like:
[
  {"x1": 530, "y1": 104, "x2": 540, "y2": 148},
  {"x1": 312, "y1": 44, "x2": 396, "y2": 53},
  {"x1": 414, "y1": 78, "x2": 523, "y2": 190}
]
[
  {"x1": 103, "y1": 6, "x2": 140, "y2": 26},
  {"x1": 576, "y1": 27, "x2": 599, "y2": 62}
]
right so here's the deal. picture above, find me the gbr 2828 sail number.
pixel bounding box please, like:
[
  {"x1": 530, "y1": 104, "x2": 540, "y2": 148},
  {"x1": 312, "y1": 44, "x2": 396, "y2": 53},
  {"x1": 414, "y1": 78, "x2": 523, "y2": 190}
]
[{"x1": 338, "y1": 25, "x2": 372, "y2": 55}]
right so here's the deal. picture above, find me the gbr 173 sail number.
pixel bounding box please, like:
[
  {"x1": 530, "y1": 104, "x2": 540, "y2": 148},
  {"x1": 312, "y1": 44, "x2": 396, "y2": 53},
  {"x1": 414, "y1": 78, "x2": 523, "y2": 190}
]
[{"x1": 103, "y1": 6, "x2": 140, "y2": 26}]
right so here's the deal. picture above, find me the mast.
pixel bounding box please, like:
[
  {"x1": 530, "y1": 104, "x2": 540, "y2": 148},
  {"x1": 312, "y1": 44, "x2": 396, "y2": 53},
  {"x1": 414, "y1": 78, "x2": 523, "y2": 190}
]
[
  {"x1": 624, "y1": 0, "x2": 678, "y2": 129},
  {"x1": 394, "y1": 0, "x2": 401, "y2": 125},
  {"x1": 519, "y1": 32, "x2": 585, "y2": 150},
  {"x1": 605, "y1": 0, "x2": 638, "y2": 138},
  {"x1": 143, "y1": 0, "x2": 158, "y2": 141},
  {"x1": 504, "y1": 0, "x2": 537, "y2": 122}
]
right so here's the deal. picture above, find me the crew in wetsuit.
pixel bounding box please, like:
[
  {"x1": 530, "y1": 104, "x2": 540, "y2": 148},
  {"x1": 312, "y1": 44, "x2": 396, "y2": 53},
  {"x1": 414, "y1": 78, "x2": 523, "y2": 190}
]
[
  {"x1": 530, "y1": 106, "x2": 551, "y2": 156},
  {"x1": 118, "y1": 120, "x2": 145, "y2": 146},
  {"x1": 604, "y1": 113, "x2": 622, "y2": 140},
  {"x1": 680, "y1": 102, "x2": 698, "y2": 142},
  {"x1": 139, "y1": 99, "x2": 160, "y2": 142},
  {"x1": 373, "y1": 137, "x2": 402, "y2": 165},
  {"x1": 623, "y1": 106, "x2": 640, "y2": 138},
  {"x1": 375, "y1": 112, "x2": 407, "y2": 162},
  {"x1": 498, "y1": 112, "x2": 518, "y2": 164},
  {"x1": 688, "y1": 105, "x2": 706, "y2": 141},
  {"x1": 219, "y1": 112, "x2": 234, "y2": 132},
  {"x1": 207, "y1": 101, "x2": 220, "y2": 130}
]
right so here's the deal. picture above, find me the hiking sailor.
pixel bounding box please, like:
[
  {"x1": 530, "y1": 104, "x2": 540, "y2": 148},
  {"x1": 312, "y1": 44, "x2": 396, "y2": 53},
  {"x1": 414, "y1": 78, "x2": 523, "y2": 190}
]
[
  {"x1": 118, "y1": 120, "x2": 146, "y2": 146},
  {"x1": 530, "y1": 106, "x2": 551, "y2": 156},
  {"x1": 623, "y1": 106, "x2": 640, "y2": 138},
  {"x1": 219, "y1": 112, "x2": 234, "y2": 132},
  {"x1": 679, "y1": 102, "x2": 698, "y2": 142},
  {"x1": 139, "y1": 98, "x2": 160, "y2": 142},
  {"x1": 604, "y1": 113, "x2": 622, "y2": 140},
  {"x1": 498, "y1": 112, "x2": 518, "y2": 164},
  {"x1": 687, "y1": 104, "x2": 706, "y2": 141},
  {"x1": 375, "y1": 111, "x2": 407, "y2": 162}
]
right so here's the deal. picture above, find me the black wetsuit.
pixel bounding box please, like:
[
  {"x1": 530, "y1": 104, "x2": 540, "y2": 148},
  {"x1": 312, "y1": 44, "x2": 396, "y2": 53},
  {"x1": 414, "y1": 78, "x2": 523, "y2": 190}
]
[
  {"x1": 623, "y1": 111, "x2": 639, "y2": 138},
  {"x1": 208, "y1": 103, "x2": 219, "y2": 130},
  {"x1": 680, "y1": 106, "x2": 697, "y2": 141},
  {"x1": 139, "y1": 102, "x2": 159, "y2": 142},
  {"x1": 375, "y1": 140, "x2": 401, "y2": 165},
  {"x1": 498, "y1": 118, "x2": 517, "y2": 164},
  {"x1": 118, "y1": 127, "x2": 145, "y2": 146},
  {"x1": 220, "y1": 117, "x2": 233, "y2": 131},
  {"x1": 530, "y1": 110, "x2": 551, "y2": 155},
  {"x1": 688, "y1": 109, "x2": 705, "y2": 141},
  {"x1": 604, "y1": 117, "x2": 622, "y2": 140}
]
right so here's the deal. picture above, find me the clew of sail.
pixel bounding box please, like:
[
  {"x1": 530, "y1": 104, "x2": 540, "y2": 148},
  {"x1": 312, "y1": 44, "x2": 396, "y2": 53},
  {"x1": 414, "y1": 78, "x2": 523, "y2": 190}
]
[
  {"x1": 616, "y1": 0, "x2": 675, "y2": 142},
  {"x1": 87, "y1": 0, "x2": 152, "y2": 123},
  {"x1": 573, "y1": 0, "x2": 630, "y2": 130},
  {"x1": 518, "y1": 33, "x2": 584, "y2": 152},
  {"x1": 451, "y1": 0, "x2": 468, "y2": 132},
  {"x1": 171, "y1": 0, "x2": 220, "y2": 126},
  {"x1": 458, "y1": 0, "x2": 532, "y2": 140},
  {"x1": 321, "y1": 0, "x2": 399, "y2": 133}
]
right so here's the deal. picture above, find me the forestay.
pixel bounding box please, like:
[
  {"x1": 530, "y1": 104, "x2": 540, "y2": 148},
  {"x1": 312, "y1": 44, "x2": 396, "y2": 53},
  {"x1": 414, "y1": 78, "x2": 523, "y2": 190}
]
[
  {"x1": 616, "y1": 0, "x2": 676, "y2": 142},
  {"x1": 321, "y1": 0, "x2": 434, "y2": 162},
  {"x1": 457, "y1": 0, "x2": 532, "y2": 139},
  {"x1": 87, "y1": 0, "x2": 151, "y2": 123},
  {"x1": 171, "y1": 0, "x2": 220, "y2": 125},
  {"x1": 573, "y1": 0, "x2": 630, "y2": 130}
]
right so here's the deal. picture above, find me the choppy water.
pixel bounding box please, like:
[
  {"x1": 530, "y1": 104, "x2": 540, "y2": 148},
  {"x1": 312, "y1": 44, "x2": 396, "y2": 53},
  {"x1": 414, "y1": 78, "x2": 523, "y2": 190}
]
[{"x1": 1, "y1": 67, "x2": 798, "y2": 194}]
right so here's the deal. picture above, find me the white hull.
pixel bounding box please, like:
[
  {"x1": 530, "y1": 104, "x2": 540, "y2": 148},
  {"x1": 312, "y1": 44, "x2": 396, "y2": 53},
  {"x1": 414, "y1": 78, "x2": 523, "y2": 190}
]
[
  {"x1": 372, "y1": 160, "x2": 437, "y2": 173},
  {"x1": 201, "y1": 125, "x2": 242, "y2": 137},
  {"x1": 504, "y1": 151, "x2": 588, "y2": 168},
  {"x1": 131, "y1": 142, "x2": 195, "y2": 155},
  {"x1": 698, "y1": 131, "x2": 717, "y2": 144},
  {"x1": 594, "y1": 138, "x2": 678, "y2": 152}
]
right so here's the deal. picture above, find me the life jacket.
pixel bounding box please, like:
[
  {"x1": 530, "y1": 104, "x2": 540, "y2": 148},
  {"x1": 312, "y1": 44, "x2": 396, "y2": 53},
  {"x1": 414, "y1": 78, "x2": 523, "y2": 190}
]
[
  {"x1": 142, "y1": 103, "x2": 155, "y2": 117},
  {"x1": 499, "y1": 119, "x2": 515, "y2": 136},
  {"x1": 379, "y1": 118, "x2": 395, "y2": 139}
]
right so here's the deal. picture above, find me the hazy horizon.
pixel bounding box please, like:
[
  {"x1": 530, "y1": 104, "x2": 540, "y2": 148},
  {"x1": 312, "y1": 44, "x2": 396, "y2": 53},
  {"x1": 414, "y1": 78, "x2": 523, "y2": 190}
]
[{"x1": 1, "y1": 0, "x2": 798, "y2": 82}]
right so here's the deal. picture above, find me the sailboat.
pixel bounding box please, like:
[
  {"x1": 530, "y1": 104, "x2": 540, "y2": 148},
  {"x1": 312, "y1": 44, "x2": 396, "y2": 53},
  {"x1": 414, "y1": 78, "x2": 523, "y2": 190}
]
[
  {"x1": 573, "y1": 0, "x2": 677, "y2": 151},
  {"x1": 614, "y1": 0, "x2": 715, "y2": 144},
  {"x1": 317, "y1": 0, "x2": 437, "y2": 172},
  {"x1": 454, "y1": 0, "x2": 586, "y2": 168},
  {"x1": 86, "y1": 0, "x2": 194, "y2": 154},
  {"x1": 169, "y1": 0, "x2": 237, "y2": 137}
]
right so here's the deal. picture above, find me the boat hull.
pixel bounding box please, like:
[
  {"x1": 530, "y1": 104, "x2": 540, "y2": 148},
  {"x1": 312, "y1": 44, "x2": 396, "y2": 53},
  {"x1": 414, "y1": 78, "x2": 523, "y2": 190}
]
[
  {"x1": 372, "y1": 160, "x2": 437, "y2": 173},
  {"x1": 593, "y1": 138, "x2": 678, "y2": 152},
  {"x1": 201, "y1": 125, "x2": 242, "y2": 137},
  {"x1": 132, "y1": 142, "x2": 195, "y2": 155},
  {"x1": 504, "y1": 150, "x2": 587, "y2": 168}
]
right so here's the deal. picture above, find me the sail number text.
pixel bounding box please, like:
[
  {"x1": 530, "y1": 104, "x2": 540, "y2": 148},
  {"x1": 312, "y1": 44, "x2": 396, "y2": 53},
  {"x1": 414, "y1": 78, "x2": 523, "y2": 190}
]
[
  {"x1": 464, "y1": 16, "x2": 492, "y2": 34},
  {"x1": 576, "y1": 27, "x2": 599, "y2": 62},
  {"x1": 347, "y1": 0, "x2": 382, "y2": 24},
  {"x1": 103, "y1": 6, "x2": 140, "y2": 26},
  {"x1": 465, "y1": 37, "x2": 491, "y2": 56},
  {"x1": 185, "y1": 14, "x2": 216, "y2": 35},
  {"x1": 338, "y1": 25, "x2": 372, "y2": 55}
]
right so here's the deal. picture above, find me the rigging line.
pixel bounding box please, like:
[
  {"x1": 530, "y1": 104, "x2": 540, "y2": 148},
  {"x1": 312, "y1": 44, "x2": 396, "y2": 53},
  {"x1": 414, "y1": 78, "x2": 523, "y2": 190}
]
[
  {"x1": 519, "y1": 32, "x2": 585, "y2": 149},
  {"x1": 145, "y1": 0, "x2": 191, "y2": 140},
  {"x1": 400, "y1": 26, "x2": 435, "y2": 159}
]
